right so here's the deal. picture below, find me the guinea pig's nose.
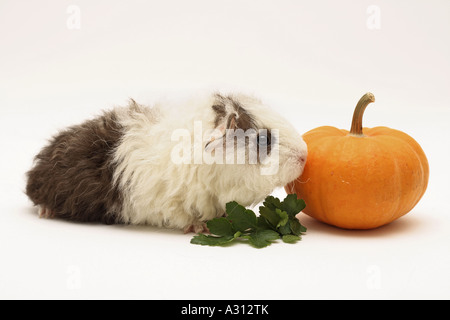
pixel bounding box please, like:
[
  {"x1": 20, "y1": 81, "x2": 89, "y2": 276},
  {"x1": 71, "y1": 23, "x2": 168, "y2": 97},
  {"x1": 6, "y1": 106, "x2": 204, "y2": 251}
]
[{"x1": 298, "y1": 150, "x2": 307, "y2": 164}]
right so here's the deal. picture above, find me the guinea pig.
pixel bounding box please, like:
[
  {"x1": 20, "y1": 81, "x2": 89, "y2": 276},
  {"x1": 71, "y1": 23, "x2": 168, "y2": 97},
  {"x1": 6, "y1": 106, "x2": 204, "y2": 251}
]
[{"x1": 25, "y1": 92, "x2": 307, "y2": 232}]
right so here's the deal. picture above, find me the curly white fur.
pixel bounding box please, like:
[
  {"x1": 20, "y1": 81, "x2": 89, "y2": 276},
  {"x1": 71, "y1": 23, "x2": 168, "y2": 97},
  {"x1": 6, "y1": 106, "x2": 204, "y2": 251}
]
[{"x1": 111, "y1": 92, "x2": 307, "y2": 230}]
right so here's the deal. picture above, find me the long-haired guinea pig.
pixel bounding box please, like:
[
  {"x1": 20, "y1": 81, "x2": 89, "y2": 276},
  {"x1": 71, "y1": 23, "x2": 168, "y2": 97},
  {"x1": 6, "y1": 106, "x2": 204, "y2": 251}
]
[{"x1": 26, "y1": 92, "x2": 307, "y2": 232}]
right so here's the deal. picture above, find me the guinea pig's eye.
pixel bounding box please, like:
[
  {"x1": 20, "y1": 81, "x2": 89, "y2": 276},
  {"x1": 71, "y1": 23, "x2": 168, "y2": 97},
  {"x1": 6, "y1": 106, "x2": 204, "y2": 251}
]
[{"x1": 257, "y1": 134, "x2": 271, "y2": 146}]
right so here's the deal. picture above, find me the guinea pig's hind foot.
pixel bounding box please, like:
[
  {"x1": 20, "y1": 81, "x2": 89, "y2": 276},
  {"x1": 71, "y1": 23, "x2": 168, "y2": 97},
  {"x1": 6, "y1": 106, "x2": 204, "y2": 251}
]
[
  {"x1": 183, "y1": 221, "x2": 209, "y2": 234},
  {"x1": 38, "y1": 205, "x2": 54, "y2": 219}
]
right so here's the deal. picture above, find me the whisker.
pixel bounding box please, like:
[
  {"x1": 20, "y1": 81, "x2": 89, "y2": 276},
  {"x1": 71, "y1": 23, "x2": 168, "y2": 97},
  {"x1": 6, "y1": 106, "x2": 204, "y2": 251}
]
[
  {"x1": 294, "y1": 176, "x2": 310, "y2": 184},
  {"x1": 288, "y1": 182, "x2": 295, "y2": 194}
]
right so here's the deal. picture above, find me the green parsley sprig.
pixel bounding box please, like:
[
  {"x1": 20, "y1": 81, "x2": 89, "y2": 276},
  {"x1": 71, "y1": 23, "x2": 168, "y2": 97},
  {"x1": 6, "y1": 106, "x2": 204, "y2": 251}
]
[{"x1": 190, "y1": 194, "x2": 307, "y2": 248}]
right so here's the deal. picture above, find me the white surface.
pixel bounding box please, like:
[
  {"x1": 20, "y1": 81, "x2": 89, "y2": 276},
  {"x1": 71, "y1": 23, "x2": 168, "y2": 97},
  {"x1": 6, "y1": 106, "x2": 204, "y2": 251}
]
[{"x1": 1, "y1": 0, "x2": 449, "y2": 299}]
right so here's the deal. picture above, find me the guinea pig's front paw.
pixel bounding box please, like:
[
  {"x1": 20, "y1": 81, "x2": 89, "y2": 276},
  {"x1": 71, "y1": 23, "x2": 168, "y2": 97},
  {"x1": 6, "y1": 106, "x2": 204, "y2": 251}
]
[{"x1": 183, "y1": 221, "x2": 209, "y2": 234}]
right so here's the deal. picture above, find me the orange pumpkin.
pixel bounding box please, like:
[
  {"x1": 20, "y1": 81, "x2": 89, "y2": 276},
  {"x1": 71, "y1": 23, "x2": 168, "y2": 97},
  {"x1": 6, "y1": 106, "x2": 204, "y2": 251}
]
[{"x1": 286, "y1": 93, "x2": 429, "y2": 229}]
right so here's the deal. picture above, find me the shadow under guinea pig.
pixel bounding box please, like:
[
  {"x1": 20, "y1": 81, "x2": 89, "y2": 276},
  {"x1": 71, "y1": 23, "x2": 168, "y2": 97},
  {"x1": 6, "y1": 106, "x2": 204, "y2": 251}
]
[{"x1": 22, "y1": 205, "x2": 182, "y2": 236}]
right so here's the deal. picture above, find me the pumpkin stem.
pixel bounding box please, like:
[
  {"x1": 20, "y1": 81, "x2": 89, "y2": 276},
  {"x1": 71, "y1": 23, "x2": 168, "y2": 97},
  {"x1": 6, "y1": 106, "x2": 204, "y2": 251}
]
[{"x1": 349, "y1": 92, "x2": 375, "y2": 136}]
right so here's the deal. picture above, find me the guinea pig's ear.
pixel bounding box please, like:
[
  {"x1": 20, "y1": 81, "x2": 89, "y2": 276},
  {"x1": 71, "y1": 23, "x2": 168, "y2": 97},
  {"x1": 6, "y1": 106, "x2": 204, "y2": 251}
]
[
  {"x1": 204, "y1": 104, "x2": 237, "y2": 152},
  {"x1": 205, "y1": 95, "x2": 257, "y2": 151}
]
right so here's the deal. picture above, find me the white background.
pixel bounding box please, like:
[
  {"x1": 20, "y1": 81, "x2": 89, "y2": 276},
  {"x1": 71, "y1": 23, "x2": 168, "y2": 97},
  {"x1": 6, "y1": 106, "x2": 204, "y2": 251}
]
[{"x1": 1, "y1": 0, "x2": 449, "y2": 299}]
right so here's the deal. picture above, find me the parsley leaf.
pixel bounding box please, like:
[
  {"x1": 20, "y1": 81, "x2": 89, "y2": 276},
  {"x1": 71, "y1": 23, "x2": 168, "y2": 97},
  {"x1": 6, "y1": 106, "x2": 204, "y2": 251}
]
[
  {"x1": 281, "y1": 194, "x2": 306, "y2": 218},
  {"x1": 275, "y1": 208, "x2": 289, "y2": 228},
  {"x1": 190, "y1": 194, "x2": 307, "y2": 248},
  {"x1": 206, "y1": 217, "x2": 234, "y2": 236},
  {"x1": 246, "y1": 229, "x2": 280, "y2": 248},
  {"x1": 282, "y1": 234, "x2": 301, "y2": 244},
  {"x1": 190, "y1": 234, "x2": 235, "y2": 246},
  {"x1": 226, "y1": 201, "x2": 258, "y2": 232}
]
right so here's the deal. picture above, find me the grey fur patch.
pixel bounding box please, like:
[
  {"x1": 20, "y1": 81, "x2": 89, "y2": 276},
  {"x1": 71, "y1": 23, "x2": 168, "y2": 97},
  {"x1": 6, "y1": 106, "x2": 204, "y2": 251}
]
[
  {"x1": 212, "y1": 93, "x2": 257, "y2": 131},
  {"x1": 211, "y1": 94, "x2": 272, "y2": 162},
  {"x1": 26, "y1": 110, "x2": 124, "y2": 224}
]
